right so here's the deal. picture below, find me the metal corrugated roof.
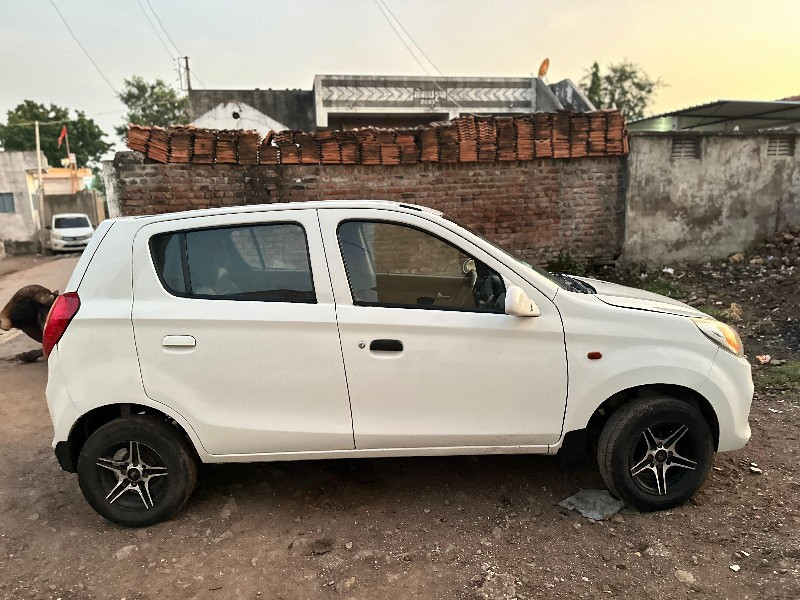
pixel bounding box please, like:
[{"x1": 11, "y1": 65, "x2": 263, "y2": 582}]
[{"x1": 629, "y1": 100, "x2": 800, "y2": 132}]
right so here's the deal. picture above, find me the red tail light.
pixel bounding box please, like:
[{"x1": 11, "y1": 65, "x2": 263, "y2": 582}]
[{"x1": 43, "y1": 292, "x2": 81, "y2": 357}]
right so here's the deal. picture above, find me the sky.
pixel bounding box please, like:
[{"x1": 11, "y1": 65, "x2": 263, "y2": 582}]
[{"x1": 1, "y1": 0, "x2": 799, "y2": 150}]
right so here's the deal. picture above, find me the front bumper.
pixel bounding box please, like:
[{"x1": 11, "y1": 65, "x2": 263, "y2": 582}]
[
  {"x1": 50, "y1": 237, "x2": 91, "y2": 251},
  {"x1": 698, "y1": 349, "x2": 754, "y2": 452}
]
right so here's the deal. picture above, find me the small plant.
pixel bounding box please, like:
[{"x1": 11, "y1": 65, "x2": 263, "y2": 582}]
[
  {"x1": 757, "y1": 360, "x2": 800, "y2": 392},
  {"x1": 698, "y1": 305, "x2": 727, "y2": 319},
  {"x1": 546, "y1": 252, "x2": 588, "y2": 276}
]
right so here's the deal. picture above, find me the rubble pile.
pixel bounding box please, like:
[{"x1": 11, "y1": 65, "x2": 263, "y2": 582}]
[
  {"x1": 682, "y1": 226, "x2": 799, "y2": 358},
  {"x1": 126, "y1": 110, "x2": 628, "y2": 166}
]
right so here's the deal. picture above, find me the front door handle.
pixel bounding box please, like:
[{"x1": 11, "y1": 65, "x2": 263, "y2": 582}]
[
  {"x1": 370, "y1": 339, "x2": 403, "y2": 352},
  {"x1": 162, "y1": 335, "x2": 196, "y2": 348}
]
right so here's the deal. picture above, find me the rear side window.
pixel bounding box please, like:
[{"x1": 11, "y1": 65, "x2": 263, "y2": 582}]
[{"x1": 150, "y1": 223, "x2": 315, "y2": 303}]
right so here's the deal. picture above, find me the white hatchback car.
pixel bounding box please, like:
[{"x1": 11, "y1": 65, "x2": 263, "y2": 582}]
[
  {"x1": 44, "y1": 201, "x2": 753, "y2": 527},
  {"x1": 47, "y1": 213, "x2": 95, "y2": 253}
]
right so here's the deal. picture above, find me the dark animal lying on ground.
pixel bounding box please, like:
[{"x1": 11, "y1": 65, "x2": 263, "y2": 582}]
[{"x1": 0, "y1": 285, "x2": 58, "y2": 362}]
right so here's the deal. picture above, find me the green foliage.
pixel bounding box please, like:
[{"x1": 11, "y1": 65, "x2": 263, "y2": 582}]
[
  {"x1": 0, "y1": 100, "x2": 111, "y2": 169},
  {"x1": 546, "y1": 252, "x2": 588, "y2": 276},
  {"x1": 581, "y1": 61, "x2": 663, "y2": 120},
  {"x1": 90, "y1": 169, "x2": 106, "y2": 195},
  {"x1": 757, "y1": 360, "x2": 800, "y2": 392},
  {"x1": 116, "y1": 76, "x2": 190, "y2": 139},
  {"x1": 697, "y1": 305, "x2": 727, "y2": 319}
]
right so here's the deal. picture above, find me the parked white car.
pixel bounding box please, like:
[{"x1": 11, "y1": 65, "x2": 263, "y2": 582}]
[
  {"x1": 44, "y1": 201, "x2": 753, "y2": 526},
  {"x1": 47, "y1": 213, "x2": 94, "y2": 253}
]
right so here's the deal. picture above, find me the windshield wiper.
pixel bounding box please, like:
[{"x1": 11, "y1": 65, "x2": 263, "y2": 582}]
[{"x1": 553, "y1": 274, "x2": 596, "y2": 294}]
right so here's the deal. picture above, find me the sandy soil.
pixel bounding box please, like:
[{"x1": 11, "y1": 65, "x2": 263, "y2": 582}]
[{"x1": 0, "y1": 241, "x2": 797, "y2": 600}]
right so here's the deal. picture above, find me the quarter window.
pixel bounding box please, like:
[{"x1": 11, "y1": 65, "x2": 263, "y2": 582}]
[
  {"x1": 151, "y1": 223, "x2": 315, "y2": 303},
  {"x1": 337, "y1": 220, "x2": 505, "y2": 312}
]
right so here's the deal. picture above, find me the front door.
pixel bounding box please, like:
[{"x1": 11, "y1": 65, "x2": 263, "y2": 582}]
[
  {"x1": 318, "y1": 208, "x2": 568, "y2": 449},
  {"x1": 132, "y1": 209, "x2": 354, "y2": 456}
]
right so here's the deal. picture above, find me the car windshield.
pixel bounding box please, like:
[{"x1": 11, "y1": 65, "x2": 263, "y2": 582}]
[
  {"x1": 444, "y1": 216, "x2": 567, "y2": 288},
  {"x1": 54, "y1": 216, "x2": 90, "y2": 229}
]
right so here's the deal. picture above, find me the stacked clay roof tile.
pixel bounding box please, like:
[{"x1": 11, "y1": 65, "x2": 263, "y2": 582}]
[{"x1": 126, "y1": 110, "x2": 628, "y2": 166}]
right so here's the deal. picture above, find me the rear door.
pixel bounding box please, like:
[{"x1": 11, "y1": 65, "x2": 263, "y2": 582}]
[{"x1": 131, "y1": 209, "x2": 354, "y2": 456}]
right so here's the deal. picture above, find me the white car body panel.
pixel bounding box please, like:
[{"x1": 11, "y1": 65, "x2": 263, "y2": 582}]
[
  {"x1": 318, "y1": 208, "x2": 567, "y2": 448},
  {"x1": 130, "y1": 210, "x2": 355, "y2": 455},
  {"x1": 45, "y1": 200, "x2": 753, "y2": 466}
]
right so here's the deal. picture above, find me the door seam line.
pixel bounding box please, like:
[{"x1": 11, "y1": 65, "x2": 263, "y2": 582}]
[{"x1": 317, "y1": 210, "x2": 357, "y2": 449}]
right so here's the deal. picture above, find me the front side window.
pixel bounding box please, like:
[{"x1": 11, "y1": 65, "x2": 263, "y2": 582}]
[
  {"x1": 151, "y1": 222, "x2": 315, "y2": 303},
  {"x1": 337, "y1": 220, "x2": 505, "y2": 312}
]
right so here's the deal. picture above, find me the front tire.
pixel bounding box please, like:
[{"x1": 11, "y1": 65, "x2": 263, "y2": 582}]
[
  {"x1": 597, "y1": 398, "x2": 714, "y2": 511},
  {"x1": 77, "y1": 414, "x2": 197, "y2": 527}
]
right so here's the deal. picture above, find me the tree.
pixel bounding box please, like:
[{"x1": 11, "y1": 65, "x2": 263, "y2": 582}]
[
  {"x1": 581, "y1": 61, "x2": 663, "y2": 121},
  {"x1": 0, "y1": 100, "x2": 111, "y2": 169},
  {"x1": 116, "y1": 76, "x2": 190, "y2": 139}
]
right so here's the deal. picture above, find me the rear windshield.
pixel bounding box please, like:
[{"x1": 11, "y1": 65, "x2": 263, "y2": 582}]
[{"x1": 54, "y1": 216, "x2": 90, "y2": 229}]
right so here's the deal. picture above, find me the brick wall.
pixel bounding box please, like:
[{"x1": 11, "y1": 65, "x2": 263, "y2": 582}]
[{"x1": 109, "y1": 151, "x2": 625, "y2": 265}]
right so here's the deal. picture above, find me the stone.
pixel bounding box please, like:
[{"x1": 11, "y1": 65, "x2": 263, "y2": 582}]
[
  {"x1": 675, "y1": 570, "x2": 696, "y2": 584},
  {"x1": 212, "y1": 530, "x2": 233, "y2": 544},
  {"x1": 114, "y1": 545, "x2": 138, "y2": 560},
  {"x1": 559, "y1": 490, "x2": 625, "y2": 521},
  {"x1": 220, "y1": 497, "x2": 238, "y2": 519}
]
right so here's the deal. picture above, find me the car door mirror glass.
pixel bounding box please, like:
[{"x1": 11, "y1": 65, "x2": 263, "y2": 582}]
[{"x1": 505, "y1": 285, "x2": 541, "y2": 317}]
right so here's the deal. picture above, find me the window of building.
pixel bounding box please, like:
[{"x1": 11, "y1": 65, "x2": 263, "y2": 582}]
[
  {"x1": 767, "y1": 137, "x2": 795, "y2": 157},
  {"x1": 671, "y1": 137, "x2": 700, "y2": 160},
  {"x1": 150, "y1": 223, "x2": 315, "y2": 303},
  {"x1": 337, "y1": 220, "x2": 505, "y2": 312},
  {"x1": 0, "y1": 193, "x2": 15, "y2": 213}
]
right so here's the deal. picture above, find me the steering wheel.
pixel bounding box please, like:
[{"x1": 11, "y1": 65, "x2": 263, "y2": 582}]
[{"x1": 475, "y1": 275, "x2": 504, "y2": 310}]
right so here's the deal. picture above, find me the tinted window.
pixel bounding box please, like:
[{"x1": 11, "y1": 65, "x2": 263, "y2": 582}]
[
  {"x1": 338, "y1": 221, "x2": 505, "y2": 312},
  {"x1": 55, "y1": 216, "x2": 90, "y2": 228},
  {"x1": 151, "y1": 223, "x2": 315, "y2": 303}
]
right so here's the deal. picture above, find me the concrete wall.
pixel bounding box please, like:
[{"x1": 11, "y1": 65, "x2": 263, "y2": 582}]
[
  {"x1": 107, "y1": 151, "x2": 626, "y2": 265},
  {"x1": 44, "y1": 190, "x2": 102, "y2": 227},
  {"x1": 0, "y1": 151, "x2": 41, "y2": 255},
  {"x1": 623, "y1": 132, "x2": 800, "y2": 264}
]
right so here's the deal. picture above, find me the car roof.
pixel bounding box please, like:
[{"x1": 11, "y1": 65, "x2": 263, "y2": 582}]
[
  {"x1": 54, "y1": 213, "x2": 91, "y2": 218},
  {"x1": 112, "y1": 200, "x2": 443, "y2": 224}
]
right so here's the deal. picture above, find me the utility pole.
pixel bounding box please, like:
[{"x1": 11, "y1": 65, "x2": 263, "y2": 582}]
[
  {"x1": 183, "y1": 56, "x2": 192, "y2": 91},
  {"x1": 34, "y1": 121, "x2": 47, "y2": 254}
]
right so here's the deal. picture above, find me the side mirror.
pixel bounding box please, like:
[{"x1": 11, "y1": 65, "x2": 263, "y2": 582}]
[
  {"x1": 45, "y1": 225, "x2": 51, "y2": 230},
  {"x1": 505, "y1": 285, "x2": 541, "y2": 317}
]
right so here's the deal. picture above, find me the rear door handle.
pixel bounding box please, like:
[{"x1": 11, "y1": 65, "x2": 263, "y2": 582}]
[
  {"x1": 162, "y1": 335, "x2": 196, "y2": 348},
  {"x1": 370, "y1": 339, "x2": 403, "y2": 352}
]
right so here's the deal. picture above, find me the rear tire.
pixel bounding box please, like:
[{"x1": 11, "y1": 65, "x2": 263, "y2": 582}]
[
  {"x1": 77, "y1": 414, "x2": 197, "y2": 527},
  {"x1": 597, "y1": 397, "x2": 713, "y2": 511}
]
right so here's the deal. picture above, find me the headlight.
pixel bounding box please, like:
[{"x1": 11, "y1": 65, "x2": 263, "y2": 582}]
[
  {"x1": 691, "y1": 317, "x2": 744, "y2": 357},
  {"x1": 51, "y1": 232, "x2": 62, "y2": 240}
]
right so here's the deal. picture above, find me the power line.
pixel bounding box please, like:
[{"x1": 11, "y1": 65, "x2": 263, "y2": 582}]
[
  {"x1": 144, "y1": 0, "x2": 183, "y2": 55},
  {"x1": 139, "y1": 0, "x2": 208, "y2": 89},
  {"x1": 378, "y1": 0, "x2": 443, "y2": 77},
  {"x1": 373, "y1": 0, "x2": 431, "y2": 76},
  {"x1": 373, "y1": 0, "x2": 461, "y2": 110},
  {"x1": 47, "y1": 0, "x2": 118, "y2": 95},
  {"x1": 136, "y1": 0, "x2": 175, "y2": 60}
]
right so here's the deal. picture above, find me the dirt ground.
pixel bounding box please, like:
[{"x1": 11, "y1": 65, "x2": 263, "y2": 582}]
[{"x1": 0, "y1": 232, "x2": 798, "y2": 600}]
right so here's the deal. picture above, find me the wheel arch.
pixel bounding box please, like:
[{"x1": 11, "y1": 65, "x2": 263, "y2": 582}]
[
  {"x1": 58, "y1": 403, "x2": 202, "y2": 473},
  {"x1": 585, "y1": 384, "x2": 720, "y2": 451}
]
